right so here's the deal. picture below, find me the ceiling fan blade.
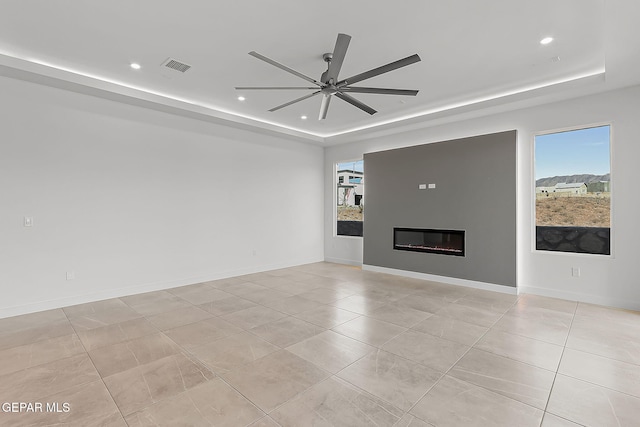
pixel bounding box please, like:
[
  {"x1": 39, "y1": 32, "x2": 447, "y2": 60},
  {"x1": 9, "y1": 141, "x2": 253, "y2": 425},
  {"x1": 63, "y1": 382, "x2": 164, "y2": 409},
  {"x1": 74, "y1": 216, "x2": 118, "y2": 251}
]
[
  {"x1": 340, "y1": 87, "x2": 419, "y2": 96},
  {"x1": 322, "y1": 33, "x2": 351, "y2": 84},
  {"x1": 249, "y1": 51, "x2": 322, "y2": 86},
  {"x1": 335, "y1": 92, "x2": 377, "y2": 115},
  {"x1": 337, "y1": 54, "x2": 421, "y2": 86},
  {"x1": 235, "y1": 86, "x2": 319, "y2": 90},
  {"x1": 268, "y1": 91, "x2": 321, "y2": 112},
  {"x1": 318, "y1": 94, "x2": 331, "y2": 120}
]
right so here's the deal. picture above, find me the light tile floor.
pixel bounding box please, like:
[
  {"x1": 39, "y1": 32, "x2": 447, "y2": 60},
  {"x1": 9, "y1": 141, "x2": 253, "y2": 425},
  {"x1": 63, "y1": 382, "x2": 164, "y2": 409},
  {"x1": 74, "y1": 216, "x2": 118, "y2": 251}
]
[{"x1": 1, "y1": 262, "x2": 639, "y2": 426}]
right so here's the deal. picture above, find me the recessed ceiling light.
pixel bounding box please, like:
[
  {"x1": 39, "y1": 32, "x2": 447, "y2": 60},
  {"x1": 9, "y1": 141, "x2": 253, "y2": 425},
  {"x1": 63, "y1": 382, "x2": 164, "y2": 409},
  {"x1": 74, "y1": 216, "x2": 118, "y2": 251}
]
[
  {"x1": 130, "y1": 63, "x2": 141, "y2": 70},
  {"x1": 540, "y1": 37, "x2": 554, "y2": 45},
  {"x1": 237, "y1": 96, "x2": 245, "y2": 101},
  {"x1": 301, "y1": 115, "x2": 307, "y2": 120}
]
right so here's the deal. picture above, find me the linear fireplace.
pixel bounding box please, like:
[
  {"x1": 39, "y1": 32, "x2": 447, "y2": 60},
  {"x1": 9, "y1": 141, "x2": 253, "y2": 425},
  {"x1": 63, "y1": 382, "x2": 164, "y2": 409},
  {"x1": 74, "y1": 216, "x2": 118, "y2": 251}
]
[{"x1": 393, "y1": 227, "x2": 465, "y2": 256}]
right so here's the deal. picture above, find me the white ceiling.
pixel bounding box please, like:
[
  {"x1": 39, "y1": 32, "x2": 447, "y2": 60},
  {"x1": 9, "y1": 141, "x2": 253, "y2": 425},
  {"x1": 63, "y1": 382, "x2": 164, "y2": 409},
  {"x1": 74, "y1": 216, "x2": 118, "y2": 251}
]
[{"x1": 1, "y1": 0, "x2": 638, "y2": 144}]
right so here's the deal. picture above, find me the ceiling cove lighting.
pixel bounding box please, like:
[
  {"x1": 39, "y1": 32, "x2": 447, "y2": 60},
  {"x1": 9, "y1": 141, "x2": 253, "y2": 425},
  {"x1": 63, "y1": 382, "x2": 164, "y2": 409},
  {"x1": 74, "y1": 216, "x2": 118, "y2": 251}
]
[
  {"x1": 130, "y1": 62, "x2": 141, "y2": 70},
  {"x1": 4, "y1": 51, "x2": 604, "y2": 141},
  {"x1": 237, "y1": 96, "x2": 246, "y2": 101},
  {"x1": 8, "y1": 54, "x2": 318, "y2": 138},
  {"x1": 540, "y1": 37, "x2": 554, "y2": 45},
  {"x1": 320, "y1": 67, "x2": 605, "y2": 138}
]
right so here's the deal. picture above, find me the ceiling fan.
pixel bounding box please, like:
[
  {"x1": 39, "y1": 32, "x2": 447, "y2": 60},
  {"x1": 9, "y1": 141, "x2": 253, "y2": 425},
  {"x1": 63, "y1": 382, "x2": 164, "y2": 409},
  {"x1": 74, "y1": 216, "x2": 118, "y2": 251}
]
[{"x1": 236, "y1": 33, "x2": 421, "y2": 120}]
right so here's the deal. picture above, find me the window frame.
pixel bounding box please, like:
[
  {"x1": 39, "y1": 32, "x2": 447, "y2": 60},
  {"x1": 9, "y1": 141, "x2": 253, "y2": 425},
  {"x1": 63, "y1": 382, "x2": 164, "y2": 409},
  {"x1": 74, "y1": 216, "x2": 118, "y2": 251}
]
[
  {"x1": 532, "y1": 122, "x2": 614, "y2": 257},
  {"x1": 335, "y1": 159, "x2": 364, "y2": 239}
]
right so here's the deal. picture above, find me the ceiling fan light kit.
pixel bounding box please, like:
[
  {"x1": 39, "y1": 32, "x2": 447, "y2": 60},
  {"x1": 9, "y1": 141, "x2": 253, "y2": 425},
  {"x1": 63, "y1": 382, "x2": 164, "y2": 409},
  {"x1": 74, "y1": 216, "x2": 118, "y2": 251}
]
[{"x1": 236, "y1": 33, "x2": 421, "y2": 120}]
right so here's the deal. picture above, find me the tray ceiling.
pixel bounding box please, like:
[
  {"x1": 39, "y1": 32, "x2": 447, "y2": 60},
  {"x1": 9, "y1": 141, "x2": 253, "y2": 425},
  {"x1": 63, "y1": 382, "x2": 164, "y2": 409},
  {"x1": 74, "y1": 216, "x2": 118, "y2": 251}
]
[{"x1": 1, "y1": 0, "x2": 638, "y2": 143}]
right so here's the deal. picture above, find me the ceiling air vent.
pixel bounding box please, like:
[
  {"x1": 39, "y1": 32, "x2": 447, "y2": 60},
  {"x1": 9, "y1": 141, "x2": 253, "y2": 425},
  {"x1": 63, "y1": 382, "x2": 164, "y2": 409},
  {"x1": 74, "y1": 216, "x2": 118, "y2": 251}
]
[{"x1": 161, "y1": 58, "x2": 191, "y2": 73}]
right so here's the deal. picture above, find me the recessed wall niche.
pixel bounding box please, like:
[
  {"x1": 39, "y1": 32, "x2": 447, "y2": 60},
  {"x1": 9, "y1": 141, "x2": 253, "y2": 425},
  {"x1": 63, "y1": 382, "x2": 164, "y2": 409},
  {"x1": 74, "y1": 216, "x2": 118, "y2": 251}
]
[{"x1": 363, "y1": 130, "x2": 517, "y2": 288}]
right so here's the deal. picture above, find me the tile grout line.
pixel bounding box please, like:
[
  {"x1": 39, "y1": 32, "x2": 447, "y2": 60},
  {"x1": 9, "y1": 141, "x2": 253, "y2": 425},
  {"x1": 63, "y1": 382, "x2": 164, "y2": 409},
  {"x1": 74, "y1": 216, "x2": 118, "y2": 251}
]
[
  {"x1": 488, "y1": 304, "x2": 577, "y2": 347},
  {"x1": 559, "y1": 313, "x2": 640, "y2": 368},
  {"x1": 402, "y1": 291, "x2": 523, "y2": 424},
  {"x1": 219, "y1": 277, "x2": 461, "y2": 423},
  {"x1": 65, "y1": 300, "x2": 234, "y2": 423},
  {"x1": 539, "y1": 299, "x2": 580, "y2": 427},
  {"x1": 122, "y1": 313, "x2": 270, "y2": 425},
  {"x1": 540, "y1": 301, "x2": 640, "y2": 414},
  {"x1": 61, "y1": 307, "x2": 129, "y2": 426},
  {"x1": 322, "y1": 287, "x2": 525, "y2": 425},
  {"x1": 212, "y1": 351, "x2": 331, "y2": 423},
  {"x1": 158, "y1": 286, "x2": 338, "y2": 424},
  {"x1": 226, "y1": 288, "x2": 376, "y2": 419}
]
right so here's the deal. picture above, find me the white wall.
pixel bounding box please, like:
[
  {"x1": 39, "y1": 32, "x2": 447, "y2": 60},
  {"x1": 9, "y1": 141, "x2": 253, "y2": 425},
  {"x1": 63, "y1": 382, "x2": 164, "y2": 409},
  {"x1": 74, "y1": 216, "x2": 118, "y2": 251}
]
[
  {"x1": 325, "y1": 85, "x2": 640, "y2": 310},
  {"x1": 0, "y1": 75, "x2": 325, "y2": 318}
]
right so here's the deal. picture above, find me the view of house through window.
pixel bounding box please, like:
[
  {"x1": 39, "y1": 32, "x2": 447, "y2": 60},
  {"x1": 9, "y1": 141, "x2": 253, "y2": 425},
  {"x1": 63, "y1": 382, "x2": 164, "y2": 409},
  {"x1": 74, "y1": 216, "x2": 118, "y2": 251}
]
[
  {"x1": 336, "y1": 160, "x2": 364, "y2": 237},
  {"x1": 535, "y1": 125, "x2": 611, "y2": 254}
]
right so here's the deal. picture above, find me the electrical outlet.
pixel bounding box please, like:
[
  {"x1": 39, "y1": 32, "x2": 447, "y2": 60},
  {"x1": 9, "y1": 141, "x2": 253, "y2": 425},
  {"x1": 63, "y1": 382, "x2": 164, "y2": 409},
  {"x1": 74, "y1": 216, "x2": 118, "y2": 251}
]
[
  {"x1": 66, "y1": 271, "x2": 75, "y2": 280},
  {"x1": 571, "y1": 267, "x2": 580, "y2": 277},
  {"x1": 24, "y1": 216, "x2": 34, "y2": 227}
]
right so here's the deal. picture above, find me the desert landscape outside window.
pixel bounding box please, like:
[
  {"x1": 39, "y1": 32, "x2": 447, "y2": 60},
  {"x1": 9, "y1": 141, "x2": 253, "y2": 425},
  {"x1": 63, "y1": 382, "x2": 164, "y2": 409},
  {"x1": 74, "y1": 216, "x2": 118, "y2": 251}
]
[
  {"x1": 535, "y1": 125, "x2": 611, "y2": 255},
  {"x1": 336, "y1": 160, "x2": 364, "y2": 237}
]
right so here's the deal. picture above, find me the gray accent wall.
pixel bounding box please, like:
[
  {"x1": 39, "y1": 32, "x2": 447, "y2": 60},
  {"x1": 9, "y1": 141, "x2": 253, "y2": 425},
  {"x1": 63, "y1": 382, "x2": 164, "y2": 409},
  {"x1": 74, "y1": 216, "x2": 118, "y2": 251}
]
[{"x1": 363, "y1": 130, "x2": 517, "y2": 287}]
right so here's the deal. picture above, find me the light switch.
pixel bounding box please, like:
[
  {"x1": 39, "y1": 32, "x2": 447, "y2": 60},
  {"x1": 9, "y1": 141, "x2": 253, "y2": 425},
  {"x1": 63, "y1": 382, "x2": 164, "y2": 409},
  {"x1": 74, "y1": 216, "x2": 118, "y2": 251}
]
[
  {"x1": 24, "y1": 216, "x2": 33, "y2": 227},
  {"x1": 418, "y1": 184, "x2": 427, "y2": 190},
  {"x1": 428, "y1": 183, "x2": 436, "y2": 189}
]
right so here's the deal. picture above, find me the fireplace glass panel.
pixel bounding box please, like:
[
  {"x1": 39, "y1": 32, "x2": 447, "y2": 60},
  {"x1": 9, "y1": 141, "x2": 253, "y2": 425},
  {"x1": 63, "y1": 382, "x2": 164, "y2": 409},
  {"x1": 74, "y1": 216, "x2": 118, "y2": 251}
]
[{"x1": 393, "y1": 228, "x2": 465, "y2": 256}]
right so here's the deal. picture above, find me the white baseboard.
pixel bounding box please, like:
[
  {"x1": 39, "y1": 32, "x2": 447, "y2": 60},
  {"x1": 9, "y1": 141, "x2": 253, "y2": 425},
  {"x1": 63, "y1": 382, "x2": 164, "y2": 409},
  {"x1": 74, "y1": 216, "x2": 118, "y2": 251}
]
[
  {"x1": 362, "y1": 264, "x2": 517, "y2": 295},
  {"x1": 518, "y1": 285, "x2": 640, "y2": 311},
  {"x1": 0, "y1": 256, "x2": 323, "y2": 319},
  {"x1": 324, "y1": 257, "x2": 362, "y2": 267}
]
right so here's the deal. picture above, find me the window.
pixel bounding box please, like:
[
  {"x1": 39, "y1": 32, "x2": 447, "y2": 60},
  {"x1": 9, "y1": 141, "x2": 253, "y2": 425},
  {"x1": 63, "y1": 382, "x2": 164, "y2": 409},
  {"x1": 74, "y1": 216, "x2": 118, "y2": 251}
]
[
  {"x1": 336, "y1": 160, "x2": 364, "y2": 237},
  {"x1": 534, "y1": 125, "x2": 611, "y2": 255}
]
